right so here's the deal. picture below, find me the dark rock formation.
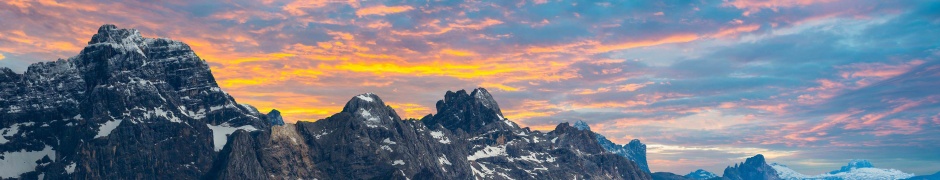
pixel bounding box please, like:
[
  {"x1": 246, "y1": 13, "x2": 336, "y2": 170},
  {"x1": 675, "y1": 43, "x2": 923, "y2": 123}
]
[
  {"x1": 0, "y1": 24, "x2": 265, "y2": 179},
  {"x1": 266, "y1": 109, "x2": 285, "y2": 126},
  {"x1": 721, "y1": 154, "x2": 781, "y2": 180},
  {"x1": 575, "y1": 120, "x2": 651, "y2": 173}
]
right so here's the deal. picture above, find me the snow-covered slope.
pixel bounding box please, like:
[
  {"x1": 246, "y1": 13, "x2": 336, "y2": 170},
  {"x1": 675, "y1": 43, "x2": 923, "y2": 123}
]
[{"x1": 771, "y1": 161, "x2": 914, "y2": 180}]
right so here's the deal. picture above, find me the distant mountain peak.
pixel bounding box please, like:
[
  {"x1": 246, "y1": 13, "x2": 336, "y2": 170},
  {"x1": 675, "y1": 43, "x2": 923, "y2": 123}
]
[
  {"x1": 572, "y1": 120, "x2": 591, "y2": 131},
  {"x1": 424, "y1": 88, "x2": 513, "y2": 133},
  {"x1": 685, "y1": 169, "x2": 719, "y2": 180},
  {"x1": 88, "y1": 24, "x2": 143, "y2": 45},
  {"x1": 342, "y1": 93, "x2": 387, "y2": 113},
  {"x1": 829, "y1": 159, "x2": 875, "y2": 174},
  {"x1": 772, "y1": 160, "x2": 913, "y2": 180},
  {"x1": 469, "y1": 87, "x2": 500, "y2": 111},
  {"x1": 722, "y1": 154, "x2": 781, "y2": 180}
]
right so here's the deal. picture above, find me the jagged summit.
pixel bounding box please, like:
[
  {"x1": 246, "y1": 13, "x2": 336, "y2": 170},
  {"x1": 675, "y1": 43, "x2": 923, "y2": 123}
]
[
  {"x1": 338, "y1": 93, "x2": 401, "y2": 128},
  {"x1": 469, "y1": 87, "x2": 501, "y2": 112},
  {"x1": 575, "y1": 120, "x2": 651, "y2": 173},
  {"x1": 722, "y1": 154, "x2": 781, "y2": 180},
  {"x1": 88, "y1": 24, "x2": 143, "y2": 45},
  {"x1": 423, "y1": 87, "x2": 515, "y2": 134},
  {"x1": 267, "y1": 109, "x2": 285, "y2": 126},
  {"x1": 573, "y1": 120, "x2": 591, "y2": 131}
]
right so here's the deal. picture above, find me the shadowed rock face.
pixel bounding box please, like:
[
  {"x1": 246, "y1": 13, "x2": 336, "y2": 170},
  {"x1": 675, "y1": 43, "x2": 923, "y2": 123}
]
[
  {"x1": 0, "y1": 24, "x2": 651, "y2": 180},
  {"x1": 575, "y1": 120, "x2": 651, "y2": 173},
  {"x1": 0, "y1": 24, "x2": 267, "y2": 179},
  {"x1": 722, "y1": 154, "x2": 781, "y2": 180},
  {"x1": 266, "y1": 109, "x2": 285, "y2": 126},
  {"x1": 213, "y1": 92, "x2": 651, "y2": 180}
]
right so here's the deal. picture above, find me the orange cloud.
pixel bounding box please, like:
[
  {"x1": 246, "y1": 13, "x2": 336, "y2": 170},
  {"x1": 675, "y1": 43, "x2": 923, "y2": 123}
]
[
  {"x1": 283, "y1": 0, "x2": 360, "y2": 16},
  {"x1": 724, "y1": 0, "x2": 836, "y2": 16},
  {"x1": 0, "y1": 53, "x2": 5, "y2": 60},
  {"x1": 480, "y1": 82, "x2": 521, "y2": 91},
  {"x1": 503, "y1": 100, "x2": 564, "y2": 127},
  {"x1": 355, "y1": 5, "x2": 414, "y2": 17},
  {"x1": 711, "y1": 24, "x2": 761, "y2": 38},
  {"x1": 592, "y1": 34, "x2": 699, "y2": 53},
  {"x1": 388, "y1": 103, "x2": 432, "y2": 119},
  {"x1": 441, "y1": 49, "x2": 477, "y2": 56}
]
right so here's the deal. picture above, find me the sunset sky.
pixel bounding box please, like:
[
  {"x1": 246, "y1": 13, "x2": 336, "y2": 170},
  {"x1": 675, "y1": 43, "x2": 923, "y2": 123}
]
[{"x1": 2, "y1": 0, "x2": 939, "y2": 176}]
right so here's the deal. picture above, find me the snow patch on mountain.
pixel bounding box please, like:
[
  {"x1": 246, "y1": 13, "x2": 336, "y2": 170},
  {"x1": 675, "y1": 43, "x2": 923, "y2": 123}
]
[
  {"x1": 207, "y1": 123, "x2": 259, "y2": 151},
  {"x1": 65, "y1": 162, "x2": 76, "y2": 174},
  {"x1": 429, "y1": 130, "x2": 451, "y2": 144},
  {"x1": 0, "y1": 122, "x2": 30, "y2": 144},
  {"x1": 356, "y1": 93, "x2": 375, "y2": 102},
  {"x1": 468, "y1": 145, "x2": 507, "y2": 161},
  {"x1": 0, "y1": 145, "x2": 55, "y2": 178},
  {"x1": 94, "y1": 120, "x2": 123, "y2": 138}
]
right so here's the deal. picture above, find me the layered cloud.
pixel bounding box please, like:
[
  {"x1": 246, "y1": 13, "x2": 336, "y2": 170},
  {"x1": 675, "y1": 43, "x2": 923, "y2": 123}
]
[{"x1": 1, "y1": 0, "x2": 938, "y2": 176}]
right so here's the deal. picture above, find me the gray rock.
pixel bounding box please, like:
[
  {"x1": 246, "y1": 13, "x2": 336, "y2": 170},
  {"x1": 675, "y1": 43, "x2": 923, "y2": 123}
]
[{"x1": 722, "y1": 154, "x2": 781, "y2": 180}]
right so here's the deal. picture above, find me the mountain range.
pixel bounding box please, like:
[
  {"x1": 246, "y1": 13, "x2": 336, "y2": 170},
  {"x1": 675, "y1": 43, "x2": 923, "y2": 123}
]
[
  {"x1": 0, "y1": 24, "x2": 650, "y2": 179},
  {"x1": 1, "y1": 24, "x2": 937, "y2": 180}
]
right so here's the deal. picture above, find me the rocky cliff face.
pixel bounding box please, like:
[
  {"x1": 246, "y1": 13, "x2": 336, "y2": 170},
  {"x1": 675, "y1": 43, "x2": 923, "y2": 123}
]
[
  {"x1": 0, "y1": 24, "x2": 651, "y2": 180},
  {"x1": 721, "y1": 154, "x2": 781, "y2": 180},
  {"x1": 574, "y1": 120, "x2": 651, "y2": 173},
  {"x1": 210, "y1": 91, "x2": 652, "y2": 179},
  {"x1": 0, "y1": 24, "x2": 269, "y2": 179}
]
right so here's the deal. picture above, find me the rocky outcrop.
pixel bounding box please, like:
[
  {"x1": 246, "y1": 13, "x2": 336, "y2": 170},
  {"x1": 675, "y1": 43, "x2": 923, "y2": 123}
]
[
  {"x1": 722, "y1": 154, "x2": 781, "y2": 180},
  {"x1": 266, "y1": 109, "x2": 285, "y2": 126},
  {"x1": 575, "y1": 120, "x2": 651, "y2": 173}
]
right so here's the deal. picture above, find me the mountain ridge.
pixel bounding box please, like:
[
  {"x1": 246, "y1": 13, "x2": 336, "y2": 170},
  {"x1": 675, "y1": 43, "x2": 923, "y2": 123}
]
[{"x1": 0, "y1": 24, "x2": 651, "y2": 180}]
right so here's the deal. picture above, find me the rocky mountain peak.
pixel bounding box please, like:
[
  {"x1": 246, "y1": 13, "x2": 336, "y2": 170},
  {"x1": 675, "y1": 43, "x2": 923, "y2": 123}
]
[
  {"x1": 424, "y1": 88, "x2": 514, "y2": 134},
  {"x1": 88, "y1": 24, "x2": 143, "y2": 45},
  {"x1": 340, "y1": 93, "x2": 401, "y2": 128},
  {"x1": 722, "y1": 154, "x2": 781, "y2": 180},
  {"x1": 469, "y1": 88, "x2": 501, "y2": 112},
  {"x1": 267, "y1": 109, "x2": 285, "y2": 126},
  {"x1": 744, "y1": 154, "x2": 767, "y2": 166},
  {"x1": 341, "y1": 93, "x2": 387, "y2": 113},
  {"x1": 573, "y1": 120, "x2": 591, "y2": 131}
]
